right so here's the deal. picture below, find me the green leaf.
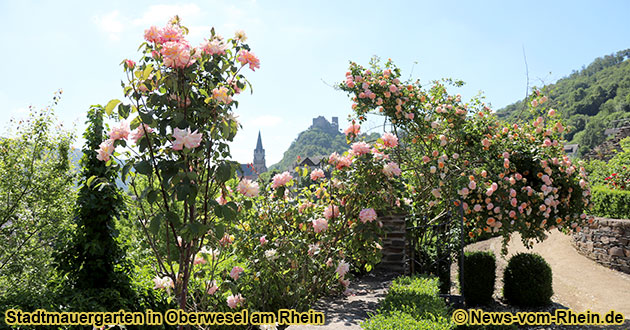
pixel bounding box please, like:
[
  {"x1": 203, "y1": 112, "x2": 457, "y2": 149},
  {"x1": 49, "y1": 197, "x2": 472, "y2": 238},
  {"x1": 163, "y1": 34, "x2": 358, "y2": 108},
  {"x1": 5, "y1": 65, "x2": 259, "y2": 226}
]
[
  {"x1": 135, "y1": 160, "x2": 152, "y2": 175},
  {"x1": 86, "y1": 175, "x2": 98, "y2": 188},
  {"x1": 147, "y1": 189, "x2": 158, "y2": 204},
  {"x1": 149, "y1": 215, "x2": 163, "y2": 235},
  {"x1": 105, "y1": 99, "x2": 121, "y2": 116},
  {"x1": 142, "y1": 64, "x2": 154, "y2": 80},
  {"x1": 165, "y1": 211, "x2": 180, "y2": 225},
  {"x1": 216, "y1": 162, "x2": 232, "y2": 183}
]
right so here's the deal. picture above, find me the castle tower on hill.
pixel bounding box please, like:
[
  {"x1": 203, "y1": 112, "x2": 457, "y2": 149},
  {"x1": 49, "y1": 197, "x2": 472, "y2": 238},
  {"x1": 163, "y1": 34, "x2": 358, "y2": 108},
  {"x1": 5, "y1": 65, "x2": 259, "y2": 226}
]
[
  {"x1": 310, "y1": 116, "x2": 340, "y2": 135},
  {"x1": 253, "y1": 131, "x2": 267, "y2": 174}
]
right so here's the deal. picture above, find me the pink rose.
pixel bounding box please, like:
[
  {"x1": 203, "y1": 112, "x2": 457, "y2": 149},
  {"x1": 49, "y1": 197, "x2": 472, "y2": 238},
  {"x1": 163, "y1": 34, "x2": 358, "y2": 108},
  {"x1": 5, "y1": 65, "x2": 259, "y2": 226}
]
[
  {"x1": 109, "y1": 121, "x2": 131, "y2": 141},
  {"x1": 96, "y1": 139, "x2": 115, "y2": 162},
  {"x1": 130, "y1": 123, "x2": 153, "y2": 144},
  {"x1": 230, "y1": 266, "x2": 244, "y2": 280},
  {"x1": 351, "y1": 142, "x2": 371, "y2": 156},
  {"x1": 336, "y1": 260, "x2": 350, "y2": 277},
  {"x1": 383, "y1": 162, "x2": 402, "y2": 177},
  {"x1": 202, "y1": 38, "x2": 227, "y2": 55},
  {"x1": 312, "y1": 218, "x2": 328, "y2": 233},
  {"x1": 344, "y1": 123, "x2": 361, "y2": 136},
  {"x1": 310, "y1": 169, "x2": 325, "y2": 181},
  {"x1": 212, "y1": 86, "x2": 233, "y2": 104},
  {"x1": 172, "y1": 127, "x2": 202, "y2": 150},
  {"x1": 207, "y1": 280, "x2": 218, "y2": 295},
  {"x1": 359, "y1": 208, "x2": 377, "y2": 223},
  {"x1": 324, "y1": 205, "x2": 340, "y2": 220},
  {"x1": 144, "y1": 26, "x2": 162, "y2": 43},
  {"x1": 226, "y1": 294, "x2": 245, "y2": 309},
  {"x1": 381, "y1": 132, "x2": 398, "y2": 148},
  {"x1": 237, "y1": 178, "x2": 259, "y2": 197},
  {"x1": 271, "y1": 171, "x2": 293, "y2": 188},
  {"x1": 259, "y1": 236, "x2": 267, "y2": 245},
  {"x1": 237, "y1": 50, "x2": 260, "y2": 71}
]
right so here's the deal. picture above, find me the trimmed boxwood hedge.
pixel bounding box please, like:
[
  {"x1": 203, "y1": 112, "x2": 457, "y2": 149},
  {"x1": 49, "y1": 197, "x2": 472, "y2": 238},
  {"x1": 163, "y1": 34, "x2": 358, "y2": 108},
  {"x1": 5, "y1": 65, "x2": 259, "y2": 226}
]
[
  {"x1": 590, "y1": 186, "x2": 630, "y2": 219},
  {"x1": 460, "y1": 251, "x2": 496, "y2": 306},
  {"x1": 503, "y1": 253, "x2": 553, "y2": 307}
]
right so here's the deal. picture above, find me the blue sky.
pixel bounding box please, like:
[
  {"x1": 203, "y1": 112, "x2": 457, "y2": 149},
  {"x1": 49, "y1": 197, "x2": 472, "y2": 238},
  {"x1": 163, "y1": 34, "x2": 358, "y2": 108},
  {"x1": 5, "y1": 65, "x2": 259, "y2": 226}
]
[{"x1": 1, "y1": 0, "x2": 628, "y2": 165}]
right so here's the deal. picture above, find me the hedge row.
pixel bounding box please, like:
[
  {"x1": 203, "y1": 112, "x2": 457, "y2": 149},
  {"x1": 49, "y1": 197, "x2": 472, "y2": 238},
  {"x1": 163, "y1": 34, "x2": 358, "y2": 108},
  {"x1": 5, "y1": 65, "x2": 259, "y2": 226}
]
[{"x1": 590, "y1": 186, "x2": 630, "y2": 219}]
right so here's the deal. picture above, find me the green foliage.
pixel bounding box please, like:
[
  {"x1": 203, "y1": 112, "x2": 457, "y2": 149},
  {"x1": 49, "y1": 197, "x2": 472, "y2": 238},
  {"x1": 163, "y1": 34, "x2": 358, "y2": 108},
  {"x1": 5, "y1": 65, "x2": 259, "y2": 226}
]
[
  {"x1": 363, "y1": 276, "x2": 454, "y2": 329},
  {"x1": 363, "y1": 310, "x2": 453, "y2": 330},
  {"x1": 590, "y1": 186, "x2": 630, "y2": 219},
  {"x1": 503, "y1": 253, "x2": 553, "y2": 307},
  {"x1": 460, "y1": 251, "x2": 496, "y2": 306},
  {"x1": 497, "y1": 49, "x2": 630, "y2": 155},
  {"x1": 0, "y1": 92, "x2": 76, "y2": 312},
  {"x1": 53, "y1": 105, "x2": 137, "y2": 311},
  {"x1": 269, "y1": 126, "x2": 379, "y2": 171}
]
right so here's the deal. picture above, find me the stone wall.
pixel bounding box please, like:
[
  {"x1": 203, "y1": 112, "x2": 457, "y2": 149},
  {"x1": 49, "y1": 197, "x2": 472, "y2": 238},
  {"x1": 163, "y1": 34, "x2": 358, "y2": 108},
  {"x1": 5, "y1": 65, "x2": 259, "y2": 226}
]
[
  {"x1": 572, "y1": 217, "x2": 630, "y2": 274},
  {"x1": 376, "y1": 214, "x2": 408, "y2": 274}
]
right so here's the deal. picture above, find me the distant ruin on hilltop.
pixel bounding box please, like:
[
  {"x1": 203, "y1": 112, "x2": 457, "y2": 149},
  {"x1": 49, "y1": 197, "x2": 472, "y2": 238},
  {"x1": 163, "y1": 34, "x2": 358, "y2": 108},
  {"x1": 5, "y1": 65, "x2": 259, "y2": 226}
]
[{"x1": 310, "y1": 116, "x2": 340, "y2": 135}]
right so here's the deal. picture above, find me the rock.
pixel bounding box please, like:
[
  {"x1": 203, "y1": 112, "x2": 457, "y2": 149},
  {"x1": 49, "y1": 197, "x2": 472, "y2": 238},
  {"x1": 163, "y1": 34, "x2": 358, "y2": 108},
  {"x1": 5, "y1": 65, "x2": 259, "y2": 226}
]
[{"x1": 609, "y1": 247, "x2": 625, "y2": 257}]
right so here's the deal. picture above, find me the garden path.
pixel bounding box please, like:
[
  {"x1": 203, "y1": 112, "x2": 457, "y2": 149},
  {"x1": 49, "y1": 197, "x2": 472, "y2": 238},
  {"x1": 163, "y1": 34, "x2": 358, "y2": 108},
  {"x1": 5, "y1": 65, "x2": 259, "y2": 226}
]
[
  {"x1": 287, "y1": 271, "x2": 396, "y2": 330},
  {"x1": 464, "y1": 229, "x2": 630, "y2": 318}
]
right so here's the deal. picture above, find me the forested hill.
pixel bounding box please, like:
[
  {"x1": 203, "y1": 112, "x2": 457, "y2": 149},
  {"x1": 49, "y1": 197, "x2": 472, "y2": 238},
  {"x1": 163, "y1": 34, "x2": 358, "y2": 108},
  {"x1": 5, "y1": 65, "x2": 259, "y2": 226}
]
[
  {"x1": 497, "y1": 49, "x2": 630, "y2": 156},
  {"x1": 269, "y1": 126, "x2": 379, "y2": 171}
]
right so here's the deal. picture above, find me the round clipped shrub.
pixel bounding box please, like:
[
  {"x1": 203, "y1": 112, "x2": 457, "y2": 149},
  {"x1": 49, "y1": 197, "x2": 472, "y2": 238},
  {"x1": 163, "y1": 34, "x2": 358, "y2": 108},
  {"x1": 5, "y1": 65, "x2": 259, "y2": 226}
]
[
  {"x1": 503, "y1": 252, "x2": 553, "y2": 307},
  {"x1": 460, "y1": 251, "x2": 496, "y2": 306}
]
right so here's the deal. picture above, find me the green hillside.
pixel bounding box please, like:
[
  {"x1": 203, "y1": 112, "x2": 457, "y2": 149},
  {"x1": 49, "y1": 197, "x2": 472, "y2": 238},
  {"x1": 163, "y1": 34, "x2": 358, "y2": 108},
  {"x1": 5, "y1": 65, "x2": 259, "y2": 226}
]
[
  {"x1": 270, "y1": 126, "x2": 379, "y2": 171},
  {"x1": 497, "y1": 49, "x2": 630, "y2": 156}
]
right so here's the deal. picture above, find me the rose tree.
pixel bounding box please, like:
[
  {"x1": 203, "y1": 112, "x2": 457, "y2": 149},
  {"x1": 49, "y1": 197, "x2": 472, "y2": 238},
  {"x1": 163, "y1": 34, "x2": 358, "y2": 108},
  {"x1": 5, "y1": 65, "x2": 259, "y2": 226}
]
[
  {"x1": 339, "y1": 58, "x2": 593, "y2": 252},
  {"x1": 97, "y1": 17, "x2": 259, "y2": 310}
]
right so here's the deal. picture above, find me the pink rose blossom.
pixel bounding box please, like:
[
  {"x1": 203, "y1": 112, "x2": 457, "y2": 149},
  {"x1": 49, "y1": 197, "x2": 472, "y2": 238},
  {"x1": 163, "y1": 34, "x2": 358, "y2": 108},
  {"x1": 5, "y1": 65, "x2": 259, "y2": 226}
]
[
  {"x1": 230, "y1": 266, "x2": 244, "y2": 280},
  {"x1": 351, "y1": 142, "x2": 371, "y2": 155},
  {"x1": 172, "y1": 127, "x2": 202, "y2": 150},
  {"x1": 383, "y1": 162, "x2": 402, "y2": 177},
  {"x1": 130, "y1": 123, "x2": 153, "y2": 144},
  {"x1": 207, "y1": 280, "x2": 218, "y2": 295},
  {"x1": 548, "y1": 109, "x2": 556, "y2": 116},
  {"x1": 109, "y1": 121, "x2": 131, "y2": 141},
  {"x1": 227, "y1": 294, "x2": 245, "y2": 309},
  {"x1": 312, "y1": 218, "x2": 328, "y2": 233},
  {"x1": 194, "y1": 255, "x2": 206, "y2": 265},
  {"x1": 161, "y1": 41, "x2": 196, "y2": 68},
  {"x1": 473, "y1": 204, "x2": 482, "y2": 212},
  {"x1": 344, "y1": 123, "x2": 361, "y2": 136},
  {"x1": 324, "y1": 205, "x2": 340, "y2": 220},
  {"x1": 124, "y1": 59, "x2": 135, "y2": 69},
  {"x1": 260, "y1": 236, "x2": 267, "y2": 245},
  {"x1": 212, "y1": 86, "x2": 233, "y2": 104},
  {"x1": 381, "y1": 133, "x2": 398, "y2": 148},
  {"x1": 144, "y1": 26, "x2": 162, "y2": 43},
  {"x1": 359, "y1": 208, "x2": 377, "y2": 223},
  {"x1": 160, "y1": 25, "x2": 184, "y2": 43},
  {"x1": 310, "y1": 169, "x2": 325, "y2": 181},
  {"x1": 153, "y1": 275, "x2": 174, "y2": 290},
  {"x1": 202, "y1": 38, "x2": 227, "y2": 55},
  {"x1": 271, "y1": 171, "x2": 293, "y2": 188},
  {"x1": 237, "y1": 179, "x2": 259, "y2": 197},
  {"x1": 96, "y1": 139, "x2": 115, "y2": 162},
  {"x1": 237, "y1": 50, "x2": 260, "y2": 71}
]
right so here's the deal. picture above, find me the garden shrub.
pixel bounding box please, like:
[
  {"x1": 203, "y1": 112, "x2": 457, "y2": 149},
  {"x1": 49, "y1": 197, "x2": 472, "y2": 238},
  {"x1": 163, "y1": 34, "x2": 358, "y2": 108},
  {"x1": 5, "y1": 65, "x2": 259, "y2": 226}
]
[
  {"x1": 363, "y1": 310, "x2": 453, "y2": 330},
  {"x1": 460, "y1": 251, "x2": 496, "y2": 306},
  {"x1": 363, "y1": 275, "x2": 454, "y2": 329},
  {"x1": 590, "y1": 185, "x2": 630, "y2": 219},
  {"x1": 503, "y1": 253, "x2": 553, "y2": 307}
]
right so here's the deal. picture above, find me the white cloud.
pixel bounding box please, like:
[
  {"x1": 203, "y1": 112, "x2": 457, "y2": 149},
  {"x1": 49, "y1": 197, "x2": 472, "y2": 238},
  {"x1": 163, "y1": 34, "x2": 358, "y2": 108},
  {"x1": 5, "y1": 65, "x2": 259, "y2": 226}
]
[
  {"x1": 93, "y1": 10, "x2": 125, "y2": 41},
  {"x1": 132, "y1": 4, "x2": 202, "y2": 27}
]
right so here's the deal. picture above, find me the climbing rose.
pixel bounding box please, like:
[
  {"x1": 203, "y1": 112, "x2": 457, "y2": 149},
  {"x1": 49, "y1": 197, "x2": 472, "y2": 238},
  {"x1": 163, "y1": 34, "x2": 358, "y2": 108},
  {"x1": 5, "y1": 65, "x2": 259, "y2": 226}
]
[
  {"x1": 237, "y1": 50, "x2": 260, "y2": 71},
  {"x1": 260, "y1": 236, "x2": 267, "y2": 245},
  {"x1": 229, "y1": 266, "x2": 244, "y2": 280},
  {"x1": 153, "y1": 276, "x2": 174, "y2": 290},
  {"x1": 202, "y1": 38, "x2": 227, "y2": 55},
  {"x1": 234, "y1": 30, "x2": 247, "y2": 42},
  {"x1": 359, "y1": 208, "x2": 377, "y2": 223},
  {"x1": 130, "y1": 123, "x2": 153, "y2": 144},
  {"x1": 144, "y1": 26, "x2": 161, "y2": 43},
  {"x1": 324, "y1": 204, "x2": 340, "y2": 219},
  {"x1": 381, "y1": 132, "x2": 398, "y2": 148},
  {"x1": 172, "y1": 127, "x2": 202, "y2": 150},
  {"x1": 351, "y1": 141, "x2": 371, "y2": 155},
  {"x1": 344, "y1": 123, "x2": 361, "y2": 136},
  {"x1": 310, "y1": 169, "x2": 325, "y2": 181},
  {"x1": 271, "y1": 171, "x2": 293, "y2": 188},
  {"x1": 194, "y1": 255, "x2": 206, "y2": 265},
  {"x1": 160, "y1": 24, "x2": 184, "y2": 43},
  {"x1": 312, "y1": 218, "x2": 328, "y2": 233},
  {"x1": 383, "y1": 162, "x2": 402, "y2": 177},
  {"x1": 207, "y1": 280, "x2": 218, "y2": 295},
  {"x1": 226, "y1": 294, "x2": 245, "y2": 309},
  {"x1": 109, "y1": 120, "x2": 130, "y2": 140},
  {"x1": 161, "y1": 41, "x2": 197, "y2": 68},
  {"x1": 336, "y1": 261, "x2": 350, "y2": 277},
  {"x1": 237, "y1": 179, "x2": 259, "y2": 197},
  {"x1": 96, "y1": 139, "x2": 115, "y2": 162},
  {"x1": 212, "y1": 86, "x2": 233, "y2": 104},
  {"x1": 124, "y1": 59, "x2": 135, "y2": 69}
]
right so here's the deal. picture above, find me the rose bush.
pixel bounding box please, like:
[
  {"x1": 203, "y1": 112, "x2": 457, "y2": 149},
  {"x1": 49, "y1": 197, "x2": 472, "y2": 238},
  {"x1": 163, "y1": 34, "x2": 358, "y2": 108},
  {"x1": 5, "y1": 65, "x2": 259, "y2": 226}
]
[{"x1": 339, "y1": 58, "x2": 593, "y2": 252}]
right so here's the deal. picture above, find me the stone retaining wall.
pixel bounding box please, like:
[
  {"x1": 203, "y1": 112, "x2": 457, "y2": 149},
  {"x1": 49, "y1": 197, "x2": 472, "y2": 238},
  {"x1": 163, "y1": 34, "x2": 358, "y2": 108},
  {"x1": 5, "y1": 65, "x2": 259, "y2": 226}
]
[
  {"x1": 376, "y1": 214, "x2": 408, "y2": 274},
  {"x1": 572, "y1": 217, "x2": 630, "y2": 274}
]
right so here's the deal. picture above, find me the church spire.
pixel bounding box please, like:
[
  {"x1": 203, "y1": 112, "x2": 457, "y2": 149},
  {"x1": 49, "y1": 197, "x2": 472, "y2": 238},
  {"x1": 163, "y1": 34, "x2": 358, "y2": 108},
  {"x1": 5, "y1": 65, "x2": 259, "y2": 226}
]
[{"x1": 255, "y1": 130, "x2": 263, "y2": 151}]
